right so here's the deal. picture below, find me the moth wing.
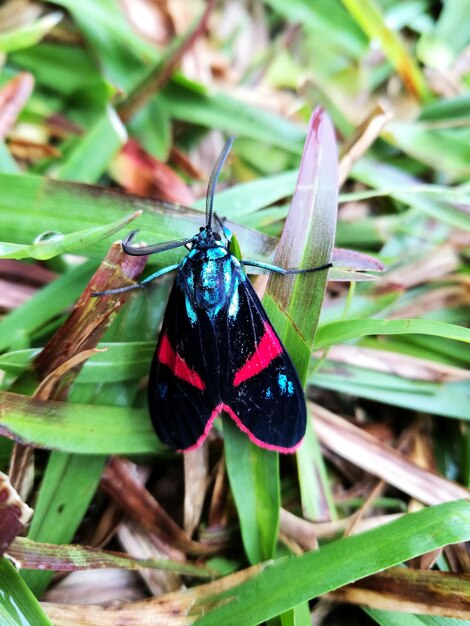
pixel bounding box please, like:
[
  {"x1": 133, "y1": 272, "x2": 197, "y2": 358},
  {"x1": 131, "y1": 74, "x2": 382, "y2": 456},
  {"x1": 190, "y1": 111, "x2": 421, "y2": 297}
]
[
  {"x1": 221, "y1": 273, "x2": 307, "y2": 452},
  {"x1": 148, "y1": 280, "x2": 218, "y2": 451}
]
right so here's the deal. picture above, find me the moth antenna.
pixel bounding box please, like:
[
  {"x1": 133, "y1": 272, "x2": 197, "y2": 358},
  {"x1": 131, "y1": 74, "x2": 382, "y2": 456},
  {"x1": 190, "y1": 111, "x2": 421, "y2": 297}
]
[{"x1": 205, "y1": 137, "x2": 235, "y2": 230}]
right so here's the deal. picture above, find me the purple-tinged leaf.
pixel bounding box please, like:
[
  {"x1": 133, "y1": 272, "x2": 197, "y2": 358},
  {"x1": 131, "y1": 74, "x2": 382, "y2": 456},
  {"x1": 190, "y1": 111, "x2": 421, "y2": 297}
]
[
  {"x1": 0, "y1": 470, "x2": 32, "y2": 556},
  {"x1": 266, "y1": 107, "x2": 338, "y2": 353},
  {"x1": 329, "y1": 248, "x2": 385, "y2": 281}
]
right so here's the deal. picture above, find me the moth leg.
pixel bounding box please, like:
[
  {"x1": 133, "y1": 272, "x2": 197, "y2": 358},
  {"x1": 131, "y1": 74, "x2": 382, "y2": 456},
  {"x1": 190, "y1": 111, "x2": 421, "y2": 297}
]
[
  {"x1": 242, "y1": 260, "x2": 333, "y2": 275},
  {"x1": 92, "y1": 264, "x2": 179, "y2": 297}
]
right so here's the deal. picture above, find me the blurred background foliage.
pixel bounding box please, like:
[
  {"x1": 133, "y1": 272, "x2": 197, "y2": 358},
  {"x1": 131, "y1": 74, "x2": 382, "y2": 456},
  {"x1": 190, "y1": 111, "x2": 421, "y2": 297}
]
[{"x1": 0, "y1": 0, "x2": 469, "y2": 624}]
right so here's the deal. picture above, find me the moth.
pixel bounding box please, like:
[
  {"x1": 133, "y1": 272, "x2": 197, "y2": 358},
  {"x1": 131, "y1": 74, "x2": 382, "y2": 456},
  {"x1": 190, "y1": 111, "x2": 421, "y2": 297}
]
[{"x1": 94, "y1": 138, "x2": 331, "y2": 452}]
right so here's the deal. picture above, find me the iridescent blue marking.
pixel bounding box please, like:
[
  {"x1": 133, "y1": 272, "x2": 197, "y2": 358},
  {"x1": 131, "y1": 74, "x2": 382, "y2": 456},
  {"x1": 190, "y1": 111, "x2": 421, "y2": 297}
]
[
  {"x1": 185, "y1": 295, "x2": 197, "y2": 325},
  {"x1": 206, "y1": 247, "x2": 226, "y2": 260},
  {"x1": 278, "y1": 373, "x2": 294, "y2": 396},
  {"x1": 183, "y1": 270, "x2": 197, "y2": 325},
  {"x1": 265, "y1": 387, "x2": 273, "y2": 399},
  {"x1": 158, "y1": 383, "x2": 168, "y2": 399},
  {"x1": 228, "y1": 279, "x2": 239, "y2": 319},
  {"x1": 223, "y1": 259, "x2": 231, "y2": 291}
]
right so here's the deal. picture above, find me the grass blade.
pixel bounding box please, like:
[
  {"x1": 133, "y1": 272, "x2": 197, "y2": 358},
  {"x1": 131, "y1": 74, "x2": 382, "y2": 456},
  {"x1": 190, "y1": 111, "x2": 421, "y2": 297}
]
[{"x1": 194, "y1": 501, "x2": 470, "y2": 625}]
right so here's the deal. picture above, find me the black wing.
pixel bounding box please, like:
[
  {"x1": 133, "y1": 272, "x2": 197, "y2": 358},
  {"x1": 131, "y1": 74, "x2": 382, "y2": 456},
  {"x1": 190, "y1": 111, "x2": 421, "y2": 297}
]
[
  {"x1": 219, "y1": 273, "x2": 306, "y2": 452},
  {"x1": 148, "y1": 278, "x2": 220, "y2": 451}
]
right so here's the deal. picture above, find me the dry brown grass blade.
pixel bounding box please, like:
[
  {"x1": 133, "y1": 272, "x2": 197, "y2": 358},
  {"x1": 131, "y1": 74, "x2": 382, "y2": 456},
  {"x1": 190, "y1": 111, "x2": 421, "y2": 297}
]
[
  {"x1": 34, "y1": 348, "x2": 107, "y2": 399},
  {"x1": 280, "y1": 508, "x2": 403, "y2": 544},
  {"x1": 42, "y1": 563, "x2": 265, "y2": 625},
  {"x1": 184, "y1": 443, "x2": 209, "y2": 537},
  {"x1": 323, "y1": 344, "x2": 470, "y2": 382},
  {"x1": 445, "y1": 542, "x2": 470, "y2": 573},
  {"x1": 43, "y1": 569, "x2": 145, "y2": 606},
  {"x1": 380, "y1": 245, "x2": 460, "y2": 291},
  {"x1": 312, "y1": 404, "x2": 470, "y2": 505},
  {"x1": 7, "y1": 535, "x2": 215, "y2": 578},
  {"x1": 207, "y1": 452, "x2": 228, "y2": 528},
  {"x1": 8, "y1": 138, "x2": 62, "y2": 161},
  {"x1": 328, "y1": 567, "x2": 470, "y2": 619},
  {"x1": 389, "y1": 284, "x2": 468, "y2": 319},
  {"x1": 101, "y1": 457, "x2": 218, "y2": 556},
  {"x1": 0, "y1": 470, "x2": 32, "y2": 556},
  {"x1": 118, "y1": 519, "x2": 183, "y2": 595},
  {"x1": 338, "y1": 103, "x2": 393, "y2": 186}
]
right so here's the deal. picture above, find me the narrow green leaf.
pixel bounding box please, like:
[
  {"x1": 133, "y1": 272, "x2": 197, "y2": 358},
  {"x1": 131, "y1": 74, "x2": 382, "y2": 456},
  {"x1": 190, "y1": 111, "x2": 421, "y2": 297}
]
[
  {"x1": 54, "y1": 105, "x2": 127, "y2": 183},
  {"x1": 51, "y1": 0, "x2": 157, "y2": 92},
  {"x1": 0, "y1": 391, "x2": 160, "y2": 454},
  {"x1": 313, "y1": 368, "x2": 470, "y2": 420},
  {"x1": 128, "y1": 96, "x2": 171, "y2": 161},
  {"x1": 263, "y1": 0, "x2": 368, "y2": 57},
  {"x1": 10, "y1": 43, "x2": 108, "y2": 97},
  {"x1": 266, "y1": 109, "x2": 338, "y2": 529},
  {"x1": 0, "y1": 211, "x2": 139, "y2": 260},
  {"x1": 341, "y1": 0, "x2": 431, "y2": 101},
  {"x1": 385, "y1": 122, "x2": 470, "y2": 182},
  {"x1": 0, "y1": 558, "x2": 53, "y2": 626},
  {"x1": 21, "y1": 454, "x2": 106, "y2": 596},
  {"x1": 0, "y1": 172, "x2": 273, "y2": 266},
  {"x1": 193, "y1": 170, "x2": 298, "y2": 219},
  {"x1": 224, "y1": 418, "x2": 280, "y2": 564},
  {"x1": 314, "y1": 318, "x2": 470, "y2": 350},
  {"x1": 194, "y1": 501, "x2": 470, "y2": 625},
  {"x1": 158, "y1": 78, "x2": 306, "y2": 154},
  {"x1": 352, "y1": 159, "x2": 470, "y2": 231},
  {"x1": 0, "y1": 12, "x2": 63, "y2": 53},
  {"x1": 265, "y1": 110, "x2": 337, "y2": 362},
  {"x1": 225, "y1": 111, "x2": 338, "y2": 580}
]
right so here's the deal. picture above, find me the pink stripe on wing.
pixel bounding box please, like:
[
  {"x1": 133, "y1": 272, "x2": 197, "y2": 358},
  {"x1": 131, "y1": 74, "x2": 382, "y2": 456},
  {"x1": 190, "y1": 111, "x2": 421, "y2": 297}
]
[
  {"x1": 158, "y1": 333, "x2": 205, "y2": 390},
  {"x1": 181, "y1": 403, "x2": 302, "y2": 454},
  {"x1": 233, "y1": 321, "x2": 283, "y2": 387}
]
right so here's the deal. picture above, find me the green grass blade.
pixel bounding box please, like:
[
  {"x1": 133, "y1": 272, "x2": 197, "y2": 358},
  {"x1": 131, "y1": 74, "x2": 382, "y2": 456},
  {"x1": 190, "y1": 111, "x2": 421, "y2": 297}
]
[
  {"x1": 0, "y1": 12, "x2": 62, "y2": 53},
  {"x1": 54, "y1": 105, "x2": 127, "y2": 183},
  {"x1": 313, "y1": 369, "x2": 470, "y2": 421},
  {"x1": 51, "y1": 0, "x2": 157, "y2": 92},
  {"x1": 0, "y1": 211, "x2": 139, "y2": 260},
  {"x1": 21, "y1": 454, "x2": 106, "y2": 596},
  {"x1": 0, "y1": 172, "x2": 272, "y2": 266},
  {"x1": 341, "y1": 0, "x2": 431, "y2": 101},
  {"x1": 194, "y1": 500, "x2": 470, "y2": 625},
  {"x1": 0, "y1": 558, "x2": 53, "y2": 625},
  {"x1": 0, "y1": 391, "x2": 159, "y2": 454},
  {"x1": 265, "y1": 109, "x2": 338, "y2": 527},
  {"x1": 224, "y1": 418, "x2": 280, "y2": 564},
  {"x1": 314, "y1": 318, "x2": 470, "y2": 350},
  {"x1": 158, "y1": 78, "x2": 306, "y2": 154}
]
